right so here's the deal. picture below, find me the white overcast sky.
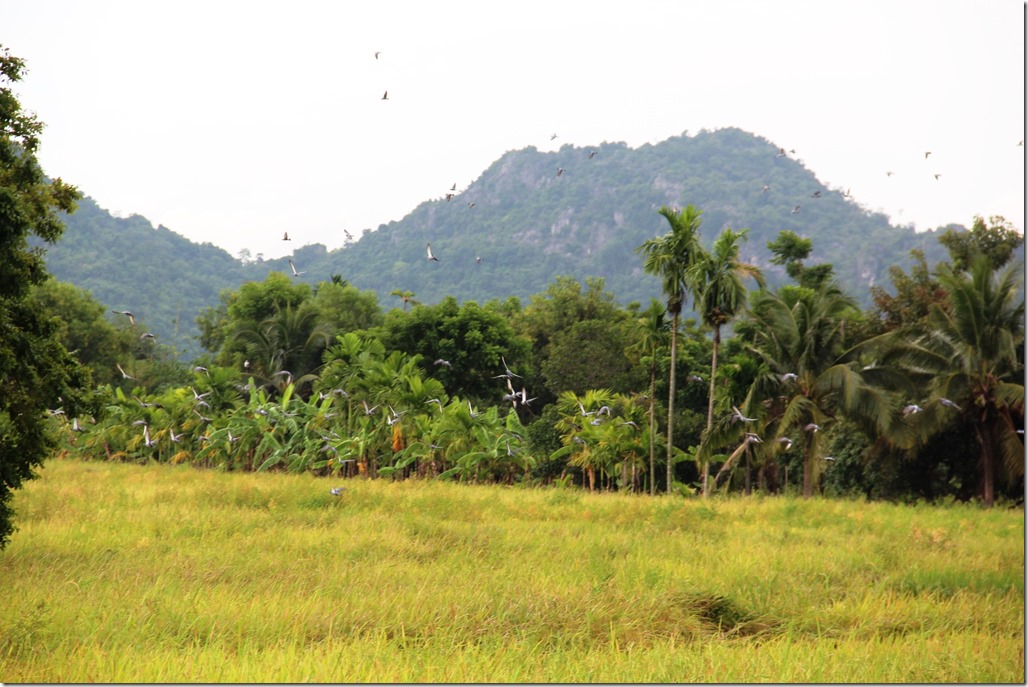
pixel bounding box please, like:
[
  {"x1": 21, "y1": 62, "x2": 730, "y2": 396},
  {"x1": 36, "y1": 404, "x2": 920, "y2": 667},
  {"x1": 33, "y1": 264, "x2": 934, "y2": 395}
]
[{"x1": 3, "y1": 0, "x2": 1025, "y2": 260}]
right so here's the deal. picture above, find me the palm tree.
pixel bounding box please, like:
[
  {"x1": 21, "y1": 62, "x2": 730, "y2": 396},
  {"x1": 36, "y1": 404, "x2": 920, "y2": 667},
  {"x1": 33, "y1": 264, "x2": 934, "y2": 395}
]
[
  {"x1": 626, "y1": 298, "x2": 669, "y2": 494},
  {"x1": 877, "y1": 256, "x2": 1024, "y2": 507},
  {"x1": 693, "y1": 228, "x2": 764, "y2": 496},
  {"x1": 742, "y1": 283, "x2": 910, "y2": 497},
  {"x1": 232, "y1": 302, "x2": 332, "y2": 397},
  {"x1": 390, "y1": 289, "x2": 418, "y2": 312},
  {"x1": 635, "y1": 205, "x2": 706, "y2": 494}
]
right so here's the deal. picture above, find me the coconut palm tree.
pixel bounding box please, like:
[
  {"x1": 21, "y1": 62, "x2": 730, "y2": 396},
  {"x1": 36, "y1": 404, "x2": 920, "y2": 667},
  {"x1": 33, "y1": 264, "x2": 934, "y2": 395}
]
[
  {"x1": 741, "y1": 283, "x2": 911, "y2": 497},
  {"x1": 876, "y1": 256, "x2": 1024, "y2": 507},
  {"x1": 635, "y1": 205, "x2": 706, "y2": 494},
  {"x1": 692, "y1": 227, "x2": 764, "y2": 496}
]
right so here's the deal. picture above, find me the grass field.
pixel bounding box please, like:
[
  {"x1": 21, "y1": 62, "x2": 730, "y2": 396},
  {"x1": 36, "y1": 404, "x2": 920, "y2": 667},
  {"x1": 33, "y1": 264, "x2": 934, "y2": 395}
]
[{"x1": 0, "y1": 458, "x2": 1023, "y2": 682}]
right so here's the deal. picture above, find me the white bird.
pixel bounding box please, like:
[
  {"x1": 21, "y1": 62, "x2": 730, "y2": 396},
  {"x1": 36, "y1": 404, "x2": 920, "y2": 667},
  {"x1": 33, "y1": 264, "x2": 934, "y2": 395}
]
[
  {"x1": 777, "y1": 437, "x2": 793, "y2": 450},
  {"x1": 823, "y1": 456, "x2": 836, "y2": 462},
  {"x1": 686, "y1": 374, "x2": 704, "y2": 383},
  {"x1": 804, "y1": 423, "x2": 820, "y2": 433},
  {"x1": 330, "y1": 486, "x2": 345, "y2": 496},
  {"x1": 791, "y1": 205, "x2": 801, "y2": 214},
  {"x1": 112, "y1": 310, "x2": 136, "y2": 326},
  {"x1": 588, "y1": 151, "x2": 597, "y2": 159},
  {"x1": 434, "y1": 358, "x2": 452, "y2": 367},
  {"x1": 780, "y1": 372, "x2": 798, "y2": 383},
  {"x1": 71, "y1": 418, "x2": 85, "y2": 432},
  {"x1": 116, "y1": 363, "x2": 135, "y2": 380},
  {"x1": 731, "y1": 405, "x2": 757, "y2": 423},
  {"x1": 169, "y1": 428, "x2": 182, "y2": 443},
  {"x1": 939, "y1": 398, "x2": 962, "y2": 411},
  {"x1": 467, "y1": 400, "x2": 480, "y2": 418},
  {"x1": 362, "y1": 400, "x2": 380, "y2": 415},
  {"x1": 288, "y1": 259, "x2": 306, "y2": 277},
  {"x1": 501, "y1": 356, "x2": 521, "y2": 378},
  {"x1": 426, "y1": 243, "x2": 440, "y2": 262},
  {"x1": 140, "y1": 332, "x2": 156, "y2": 342},
  {"x1": 556, "y1": 167, "x2": 565, "y2": 177},
  {"x1": 902, "y1": 404, "x2": 923, "y2": 417},
  {"x1": 142, "y1": 424, "x2": 156, "y2": 448},
  {"x1": 761, "y1": 184, "x2": 770, "y2": 193},
  {"x1": 743, "y1": 433, "x2": 762, "y2": 443}
]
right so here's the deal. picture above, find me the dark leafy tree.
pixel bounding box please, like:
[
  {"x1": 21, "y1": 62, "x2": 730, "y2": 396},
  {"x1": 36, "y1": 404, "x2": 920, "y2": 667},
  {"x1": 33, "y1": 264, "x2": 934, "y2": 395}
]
[{"x1": 0, "y1": 46, "x2": 93, "y2": 549}]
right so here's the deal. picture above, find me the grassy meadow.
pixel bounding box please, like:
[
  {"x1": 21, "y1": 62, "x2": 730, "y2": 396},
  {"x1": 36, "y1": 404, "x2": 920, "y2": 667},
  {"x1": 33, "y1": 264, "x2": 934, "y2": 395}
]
[{"x1": 0, "y1": 458, "x2": 1023, "y2": 683}]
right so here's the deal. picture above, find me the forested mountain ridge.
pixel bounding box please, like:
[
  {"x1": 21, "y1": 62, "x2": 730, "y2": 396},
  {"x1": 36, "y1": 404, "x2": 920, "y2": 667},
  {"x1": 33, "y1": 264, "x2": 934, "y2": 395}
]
[{"x1": 42, "y1": 127, "x2": 957, "y2": 356}]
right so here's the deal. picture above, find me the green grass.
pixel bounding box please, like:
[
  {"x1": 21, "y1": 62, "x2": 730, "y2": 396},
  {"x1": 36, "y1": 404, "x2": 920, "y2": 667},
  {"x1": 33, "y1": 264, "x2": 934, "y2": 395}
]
[{"x1": 1, "y1": 458, "x2": 1023, "y2": 682}]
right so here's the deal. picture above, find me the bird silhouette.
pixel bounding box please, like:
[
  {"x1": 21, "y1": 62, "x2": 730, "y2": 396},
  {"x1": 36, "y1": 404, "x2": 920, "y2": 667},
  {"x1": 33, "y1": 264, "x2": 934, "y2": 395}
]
[
  {"x1": 886, "y1": 171, "x2": 894, "y2": 177},
  {"x1": 283, "y1": 231, "x2": 291, "y2": 241},
  {"x1": 556, "y1": 167, "x2": 565, "y2": 177},
  {"x1": 550, "y1": 133, "x2": 558, "y2": 140},
  {"x1": 933, "y1": 174, "x2": 941, "y2": 180},
  {"x1": 382, "y1": 90, "x2": 389, "y2": 100},
  {"x1": 811, "y1": 191, "x2": 822, "y2": 198},
  {"x1": 450, "y1": 183, "x2": 457, "y2": 191},
  {"x1": 924, "y1": 151, "x2": 932, "y2": 159},
  {"x1": 588, "y1": 151, "x2": 597, "y2": 159},
  {"x1": 791, "y1": 205, "x2": 801, "y2": 214},
  {"x1": 426, "y1": 243, "x2": 440, "y2": 261},
  {"x1": 112, "y1": 310, "x2": 136, "y2": 326},
  {"x1": 374, "y1": 51, "x2": 381, "y2": 59}
]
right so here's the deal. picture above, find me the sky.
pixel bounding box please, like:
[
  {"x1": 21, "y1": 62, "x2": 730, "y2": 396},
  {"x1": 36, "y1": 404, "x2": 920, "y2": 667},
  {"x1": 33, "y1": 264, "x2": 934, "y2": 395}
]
[{"x1": 2, "y1": 0, "x2": 1025, "y2": 261}]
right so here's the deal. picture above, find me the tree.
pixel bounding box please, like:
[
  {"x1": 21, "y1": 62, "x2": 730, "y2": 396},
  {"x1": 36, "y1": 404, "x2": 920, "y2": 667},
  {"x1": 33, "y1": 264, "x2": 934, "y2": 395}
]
[
  {"x1": 626, "y1": 298, "x2": 669, "y2": 494},
  {"x1": 635, "y1": 205, "x2": 705, "y2": 494},
  {"x1": 740, "y1": 283, "x2": 909, "y2": 498},
  {"x1": 767, "y1": 230, "x2": 834, "y2": 291},
  {"x1": 0, "y1": 46, "x2": 92, "y2": 549},
  {"x1": 693, "y1": 227, "x2": 763, "y2": 495},
  {"x1": 878, "y1": 256, "x2": 1024, "y2": 507},
  {"x1": 938, "y1": 215, "x2": 1024, "y2": 272}
]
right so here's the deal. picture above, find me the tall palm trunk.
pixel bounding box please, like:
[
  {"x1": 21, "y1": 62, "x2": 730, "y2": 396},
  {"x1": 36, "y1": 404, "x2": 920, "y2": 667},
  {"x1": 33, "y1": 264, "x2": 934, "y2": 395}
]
[
  {"x1": 648, "y1": 361, "x2": 656, "y2": 495},
  {"x1": 702, "y1": 324, "x2": 721, "y2": 497},
  {"x1": 802, "y1": 431, "x2": 816, "y2": 498},
  {"x1": 666, "y1": 312, "x2": 679, "y2": 494},
  {"x1": 976, "y1": 419, "x2": 996, "y2": 508}
]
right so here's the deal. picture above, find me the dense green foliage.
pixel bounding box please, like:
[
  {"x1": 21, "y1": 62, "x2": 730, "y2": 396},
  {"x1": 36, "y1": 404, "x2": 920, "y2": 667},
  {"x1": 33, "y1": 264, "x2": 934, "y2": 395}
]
[{"x1": 0, "y1": 46, "x2": 93, "y2": 550}]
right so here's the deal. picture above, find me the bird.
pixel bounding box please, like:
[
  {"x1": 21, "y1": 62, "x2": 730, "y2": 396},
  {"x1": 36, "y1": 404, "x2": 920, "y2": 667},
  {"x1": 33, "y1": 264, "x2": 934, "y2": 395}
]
[
  {"x1": 112, "y1": 310, "x2": 136, "y2": 326},
  {"x1": 71, "y1": 418, "x2": 85, "y2": 432},
  {"x1": 116, "y1": 363, "x2": 135, "y2": 380},
  {"x1": 467, "y1": 400, "x2": 480, "y2": 418},
  {"x1": 517, "y1": 387, "x2": 537, "y2": 407},
  {"x1": 374, "y1": 51, "x2": 381, "y2": 59},
  {"x1": 381, "y1": 90, "x2": 389, "y2": 100},
  {"x1": 344, "y1": 229, "x2": 354, "y2": 241},
  {"x1": 273, "y1": 369, "x2": 293, "y2": 384},
  {"x1": 939, "y1": 398, "x2": 962, "y2": 411},
  {"x1": 550, "y1": 133, "x2": 558, "y2": 140},
  {"x1": 283, "y1": 231, "x2": 291, "y2": 241},
  {"x1": 330, "y1": 486, "x2": 345, "y2": 496},
  {"x1": 362, "y1": 400, "x2": 379, "y2": 415},
  {"x1": 924, "y1": 151, "x2": 932, "y2": 159},
  {"x1": 842, "y1": 188, "x2": 852, "y2": 198},
  {"x1": 810, "y1": 191, "x2": 822, "y2": 198},
  {"x1": 780, "y1": 372, "x2": 798, "y2": 383},
  {"x1": 776, "y1": 437, "x2": 793, "y2": 450},
  {"x1": 556, "y1": 167, "x2": 565, "y2": 177},
  {"x1": 761, "y1": 184, "x2": 770, "y2": 193},
  {"x1": 1019, "y1": 140, "x2": 1024, "y2": 147},
  {"x1": 791, "y1": 205, "x2": 801, "y2": 214},
  {"x1": 475, "y1": 256, "x2": 482, "y2": 264},
  {"x1": 425, "y1": 398, "x2": 443, "y2": 407},
  {"x1": 433, "y1": 358, "x2": 452, "y2": 368},
  {"x1": 426, "y1": 243, "x2": 440, "y2": 261},
  {"x1": 902, "y1": 404, "x2": 923, "y2": 417},
  {"x1": 804, "y1": 423, "x2": 820, "y2": 433},
  {"x1": 450, "y1": 183, "x2": 457, "y2": 191},
  {"x1": 731, "y1": 405, "x2": 756, "y2": 423},
  {"x1": 193, "y1": 366, "x2": 209, "y2": 375},
  {"x1": 169, "y1": 428, "x2": 183, "y2": 443},
  {"x1": 686, "y1": 374, "x2": 704, "y2": 383},
  {"x1": 243, "y1": 359, "x2": 251, "y2": 371},
  {"x1": 500, "y1": 356, "x2": 521, "y2": 378},
  {"x1": 467, "y1": 202, "x2": 475, "y2": 208},
  {"x1": 743, "y1": 433, "x2": 762, "y2": 443},
  {"x1": 823, "y1": 456, "x2": 836, "y2": 462},
  {"x1": 886, "y1": 171, "x2": 894, "y2": 177},
  {"x1": 288, "y1": 259, "x2": 306, "y2": 277},
  {"x1": 588, "y1": 151, "x2": 597, "y2": 159},
  {"x1": 140, "y1": 332, "x2": 156, "y2": 341},
  {"x1": 933, "y1": 174, "x2": 941, "y2": 180},
  {"x1": 445, "y1": 193, "x2": 454, "y2": 202},
  {"x1": 142, "y1": 425, "x2": 156, "y2": 448},
  {"x1": 775, "y1": 147, "x2": 787, "y2": 158},
  {"x1": 620, "y1": 420, "x2": 639, "y2": 429}
]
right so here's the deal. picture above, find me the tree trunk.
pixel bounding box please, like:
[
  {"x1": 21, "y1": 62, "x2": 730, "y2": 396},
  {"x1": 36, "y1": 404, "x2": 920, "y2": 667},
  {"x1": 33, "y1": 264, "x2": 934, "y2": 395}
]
[
  {"x1": 744, "y1": 443, "x2": 752, "y2": 495},
  {"x1": 648, "y1": 363, "x2": 656, "y2": 495},
  {"x1": 976, "y1": 420, "x2": 996, "y2": 508},
  {"x1": 702, "y1": 325, "x2": 721, "y2": 497},
  {"x1": 666, "y1": 312, "x2": 679, "y2": 495},
  {"x1": 802, "y1": 435, "x2": 815, "y2": 498}
]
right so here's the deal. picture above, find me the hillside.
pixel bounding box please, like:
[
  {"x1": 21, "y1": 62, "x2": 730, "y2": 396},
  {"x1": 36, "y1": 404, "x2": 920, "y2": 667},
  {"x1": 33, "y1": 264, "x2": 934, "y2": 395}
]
[{"x1": 42, "y1": 127, "x2": 956, "y2": 357}]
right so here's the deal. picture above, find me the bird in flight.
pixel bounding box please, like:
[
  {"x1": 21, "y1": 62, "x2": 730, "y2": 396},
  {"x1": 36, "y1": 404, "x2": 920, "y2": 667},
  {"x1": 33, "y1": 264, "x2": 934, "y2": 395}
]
[
  {"x1": 588, "y1": 151, "x2": 597, "y2": 159},
  {"x1": 777, "y1": 437, "x2": 793, "y2": 451},
  {"x1": 731, "y1": 405, "x2": 756, "y2": 423},
  {"x1": 933, "y1": 174, "x2": 941, "y2": 180},
  {"x1": 550, "y1": 133, "x2": 558, "y2": 140},
  {"x1": 775, "y1": 147, "x2": 787, "y2": 158},
  {"x1": 902, "y1": 404, "x2": 923, "y2": 417},
  {"x1": 426, "y1": 243, "x2": 440, "y2": 261},
  {"x1": 445, "y1": 193, "x2": 454, "y2": 202},
  {"x1": 374, "y1": 51, "x2": 381, "y2": 60},
  {"x1": 475, "y1": 256, "x2": 482, "y2": 264},
  {"x1": 791, "y1": 205, "x2": 801, "y2": 214},
  {"x1": 686, "y1": 374, "x2": 704, "y2": 383},
  {"x1": 780, "y1": 372, "x2": 798, "y2": 383},
  {"x1": 761, "y1": 184, "x2": 770, "y2": 193},
  {"x1": 116, "y1": 363, "x2": 135, "y2": 380},
  {"x1": 804, "y1": 422, "x2": 820, "y2": 433},
  {"x1": 924, "y1": 151, "x2": 932, "y2": 159},
  {"x1": 112, "y1": 310, "x2": 136, "y2": 326},
  {"x1": 939, "y1": 398, "x2": 962, "y2": 411},
  {"x1": 382, "y1": 90, "x2": 389, "y2": 100},
  {"x1": 450, "y1": 183, "x2": 457, "y2": 191},
  {"x1": 810, "y1": 191, "x2": 822, "y2": 198},
  {"x1": 467, "y1": 202, "x2": 476, "y2": 208},
  {"x1": 556, "y1": 167, "x2": 565, "y2": 177},
  {"x1": 288, "y1": 259, "x2": 306, "y2": 277},
  {"x1": 140, "y1": 332, "x2": 156, "y2": 342},
  {"x1": 842, "y1": 188, "x2": 852, "y2": 198},
  {"x1": 886, "y1": 171, "x2": 894, "y2": 177},
  {"x1": 330, "y1": 486, "x2": 345, "y2": 496},
  {"x1": 283, "y1": 231, "x2": 291, "y2": 241}
]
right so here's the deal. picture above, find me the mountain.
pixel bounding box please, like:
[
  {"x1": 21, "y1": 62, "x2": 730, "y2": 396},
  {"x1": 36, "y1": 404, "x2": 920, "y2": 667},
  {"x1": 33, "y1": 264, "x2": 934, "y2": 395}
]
[{"x1": 43, "y1": 127, "x2": 955, "y2": 358}]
